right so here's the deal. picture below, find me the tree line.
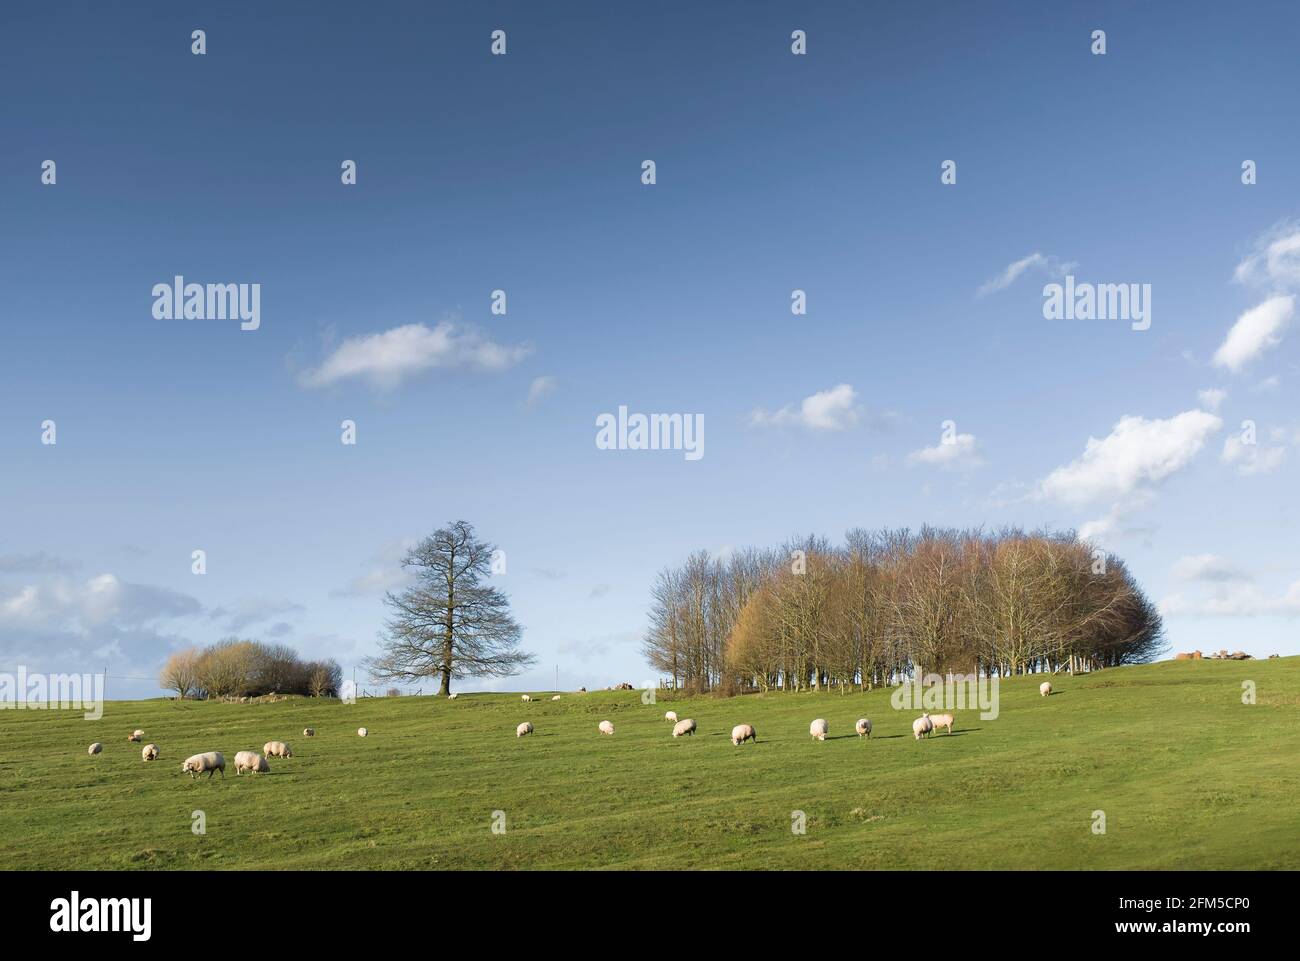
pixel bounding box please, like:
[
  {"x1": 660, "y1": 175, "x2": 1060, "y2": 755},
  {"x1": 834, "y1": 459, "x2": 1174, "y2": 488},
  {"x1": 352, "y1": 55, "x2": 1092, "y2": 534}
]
[
  {"x1": 160, "y1": 639, "x2": 344, "y2": 699},
  {"x1": 642, "y1": 527, "x2": 1166, "y2": 693},
  {"x1": 155, "y1": 520, "x2": 537, "y2": 701}
]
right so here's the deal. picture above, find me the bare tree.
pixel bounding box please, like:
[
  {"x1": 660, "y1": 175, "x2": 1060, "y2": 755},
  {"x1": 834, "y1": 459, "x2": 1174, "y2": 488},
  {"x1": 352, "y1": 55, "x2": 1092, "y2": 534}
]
[
  {"x1": 159, "y1": 647, "x2": 202, "y2": 699},
  {"x1": 363, "y1": 520, "x2": 534, "y2": 696},
  {"x1": 307, "y1": 659, "x2": 342, "y2": 697}
]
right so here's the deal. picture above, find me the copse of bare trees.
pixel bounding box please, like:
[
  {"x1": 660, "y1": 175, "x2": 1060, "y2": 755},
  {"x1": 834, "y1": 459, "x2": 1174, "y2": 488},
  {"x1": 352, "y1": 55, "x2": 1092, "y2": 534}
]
[
  {"x1": 159, "y1": 640, "x2": 342, "y2": 699},
  {"x1": 642, "y1": 527, "x2": 1165, "y2": 692}
]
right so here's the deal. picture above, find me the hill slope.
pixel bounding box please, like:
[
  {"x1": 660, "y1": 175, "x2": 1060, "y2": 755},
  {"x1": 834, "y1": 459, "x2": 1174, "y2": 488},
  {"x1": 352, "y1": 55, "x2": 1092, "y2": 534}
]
[{"x1": 1, "y1": 658, "x2": 1298, "y2": 869}]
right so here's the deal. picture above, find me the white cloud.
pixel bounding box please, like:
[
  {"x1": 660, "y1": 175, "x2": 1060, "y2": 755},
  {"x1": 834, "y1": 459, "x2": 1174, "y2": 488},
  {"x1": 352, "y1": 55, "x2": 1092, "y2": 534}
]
[
  {"x1": 1212, "y1": 295, "x2": 1294, "y2": 372},
  {"x1": 751, "y1": 384, "x2": 860, "y2": 432},
  {"x1": 1038, "y1": 410, "x2": 1222, "y2": 508},
  {"x1": 1160, "y1": 580, "x2": 1300, "y2": 619},
  {"x1": 907, "y1": 433, "x2": 981, "y2": 470},
  {"x1": 208, "y1": 596, "x2": 305, "y2": 633},
  {"x1": 0, "y1": 572, "x2": 203, "y2": 669},
  {"x1": 0, "y1": 551, "x2": 81, "y2": 574},
  {"x1": 1221, "y1": 435, "x2": 1286, "y2": 475},
  {"x1": 1196, "y1": 388, "x2": 1227, "y2": 411},
  {"x1": 299, "y1": 321, "x2": 532, "y2": 390},
  {"x1": 556, "y1": 630, "x2": 640, "y2": 662},
  {"x1": 1233, "y1": 221, "x2": 1300, "y2": 291},
  {"x1": 525, "y1": 375, "x2": 557, "y2": 407},
  {"x1": 330, "y1": 540, "x2": 418, "y2": 598},
  {"x1": 976, "y1": 252, "x2": 1074, "y2": 297},
  {"x1": 1254, "y1": 375, "x2": 1281, "y2": 393},
  {"x1": 1172, "y1": 554, "x2": 1251, "y2": 583}
]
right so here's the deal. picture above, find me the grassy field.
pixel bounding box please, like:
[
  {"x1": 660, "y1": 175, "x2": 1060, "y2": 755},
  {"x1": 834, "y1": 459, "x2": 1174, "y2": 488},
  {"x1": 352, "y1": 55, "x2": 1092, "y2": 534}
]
[{"x1": 2, "y1": 657, "x2": 1298, "y2": 870}]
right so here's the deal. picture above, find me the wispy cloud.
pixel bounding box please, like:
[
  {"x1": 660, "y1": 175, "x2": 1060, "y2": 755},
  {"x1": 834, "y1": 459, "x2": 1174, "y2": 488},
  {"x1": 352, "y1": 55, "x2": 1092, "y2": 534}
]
[
  {"x1": 906, "y1": 432, "x2": 982, "y2": 471},
  {"x1": 525, "y1": 375, "x2": 557, "y2": 407},
  {"x1": 1172, "y1": 554, "x2": 1251, "y2": 583},
  {"x1": 330, "y1": 540, "x2": 418, "y2": 598},
  {"x1": 976, "y1": 252, "x2": 1074, "y2": 297},
  {"x1": 299, "y1": 321, "x2": 532, "y2": 390},
  {"x1": 1160, "y1": 580, "x2": 1300, "y2": 619},
  {"x1": 750, "y1": 383, "x2": 860, "y2": 431},
  {"x1": 1038, "y1": 409, "x2": 1221, "y2": 541},
  {"x1": 0, "y1": 552, "x2": 82, "y2": 574},
  {"x1": 1212, "y1": 295, "x2": 1294, "y2": 372},
  {"x1": 208, "y1": 597, "x2": 305, "y2": 633},
  {"x1": 1222, "y1": 434, "x2": 1286, "y2": 475},
  {"x1": 1196, "y1": 388, "x2": 1227, "y2": 412},
  {"x1": 1038, "y1": 410, "x2": 1222, "y2": 508}
]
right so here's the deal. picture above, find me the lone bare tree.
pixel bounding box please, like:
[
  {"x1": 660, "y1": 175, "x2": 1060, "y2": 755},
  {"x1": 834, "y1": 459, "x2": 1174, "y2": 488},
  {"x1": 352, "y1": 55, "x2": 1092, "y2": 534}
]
[{"x1": 363, "y1": 521, "x2": 534, "y2": 696}]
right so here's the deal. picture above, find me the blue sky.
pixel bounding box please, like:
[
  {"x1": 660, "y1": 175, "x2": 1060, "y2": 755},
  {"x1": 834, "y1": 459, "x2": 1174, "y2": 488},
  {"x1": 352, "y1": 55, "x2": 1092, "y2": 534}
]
[{"x1": 3, "y1": 1, "x2": 1299, "y2": 698}]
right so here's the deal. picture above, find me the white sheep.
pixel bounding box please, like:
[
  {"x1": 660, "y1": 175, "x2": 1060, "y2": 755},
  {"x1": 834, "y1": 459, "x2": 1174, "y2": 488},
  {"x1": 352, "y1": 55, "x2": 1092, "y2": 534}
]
[
  {"x1": 127, "y1": 729, "x2": 144, "y2": 742},
  {"x1": 234, "y1": 750, "x2": 269, "y2": 774},
  {"x1": 88, "y1": 742, "x2": 103, "y2": 756},
  {"x1": 142, "y1": 744, "x2": 159, "y2": 762},
  {"x1": 855, "y1": 718, "x2": 872, "y2": 738},
  {"x1": 671, "y1": 718, "x2": 696, "y2": 737},
  {"x1": 516, "y1": 722, "x2": 533, "y2": 738},
  {"x1": 303, "y1": 728, "x2": 315, "y2": 737},
  {"x1": 664, "y1": 711, "x2": 678, "y2": 722},
  {"x1": 730, "y1": 724, "x2": 757, "y2": 745},
  {"x1": 929, "y1": 712, "x2": 954, "y2": 734},
  {"x1": 809, "y1": 718, "x2": 829, "y2": 741},
  {"x1": 263, "y1": 741, "x2": 292, "y2": 758},
  {"x1": 357, "y1": 727, "x2": 368, "y2": 737},
  {"x1": 521, "y1": 694, "x2": 532, "y2": 702},
  {"x1": 912, "y1": 714, "x2": 933, "y2": 740},
  {"x1": 1040, "y1": 681, "x2": 1052, "y2": 697},
  {"x1": 552, "y1": 695, "x2": 562, "y2": 701},
  {"x1": 448, "y1": 693, "x2": 458, "y2": 700},
  {"x1": 181, "y1": 751, "x2": 225, "y2": 779},
  {"x1": 598, "y1": 720, "x2": 615, "y2": 735}
]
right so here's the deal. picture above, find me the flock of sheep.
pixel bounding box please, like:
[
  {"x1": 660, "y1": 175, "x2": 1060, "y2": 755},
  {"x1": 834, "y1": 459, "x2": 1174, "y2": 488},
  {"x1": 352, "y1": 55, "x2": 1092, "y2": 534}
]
[
  {"x1": 513, "y1": 706, "x2": 975, "y2": 743},
  {"x1": 85, "y1": 724, "x2": 371, "y2": 779},
  {"x1": 85, "y1": 681, "x2": 1057, "y2": 771}
]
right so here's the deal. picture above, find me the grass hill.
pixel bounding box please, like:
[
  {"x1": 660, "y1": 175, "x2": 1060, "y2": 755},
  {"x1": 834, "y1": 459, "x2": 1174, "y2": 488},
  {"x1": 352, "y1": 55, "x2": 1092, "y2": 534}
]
[{"x1": 2, "y1": 657, "x2": 1297, "y2": 869}]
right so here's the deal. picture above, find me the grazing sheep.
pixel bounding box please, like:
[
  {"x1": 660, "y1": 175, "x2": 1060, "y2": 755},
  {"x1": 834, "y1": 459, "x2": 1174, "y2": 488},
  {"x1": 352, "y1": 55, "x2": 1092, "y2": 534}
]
[
  {"x1": 448, "y1": 692, "x2": 458, "y2": 699},
  {"x1": 929, "y1": 713, "x2": 954, "y2": 735},
  {"x1": 127, "y1": 729, "x2": 144, "y2": 742},
  {"x1": 809, "y1": 718, "x2": 829, "y2": 741},
  {"x1": 181, "y1": 751, "x2": 225, "y2": 779},
  {"x1": 598, "y1": 720, "x2": 615, "y2": 735},
  {"x1": 142, "y1": 744, "x2": 159, "y2": 762},
  {"x1": 552, "y1": 695, "x2": 562, "y2": 701},
  {"x1": 516, "y1": 722, "x2": 533, "y2": 738},
  {"x1": 671, "y1": 718, "x2": 697, "y2": 738},
  {"x1": 263, "y1": 741, "x2": 292, "y2": 758},
  {"x1": 88, "y1": 742, "x2": 103, "y2": 756},
  {"x1": 521, "y1": 694, "x2": 532, "y2": 702},
  {"x1": 912, "y1": 714, "x2": 933, "y2": 740},
  {"x1": 303, "y1": 728, "x2": 315, "y2": 737},
  {"x1": 357, "y1": 727, "x2": 368, "y2": 737},
  {"x1": 855, "y1": 718, "x2": 872, "y2": 738},
  {"x1": 234, "y1": 751, "x2": 269, "y2": 774},
  {"x1": 730, "y1": 724, "x2": 757, "y2": 745},
  {"x1": 664, "y1": 711, "x2": 678, "y2": 722},
  {"x1": 1040, "y1": 681, "x2": 1052, "y2": 697}
]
